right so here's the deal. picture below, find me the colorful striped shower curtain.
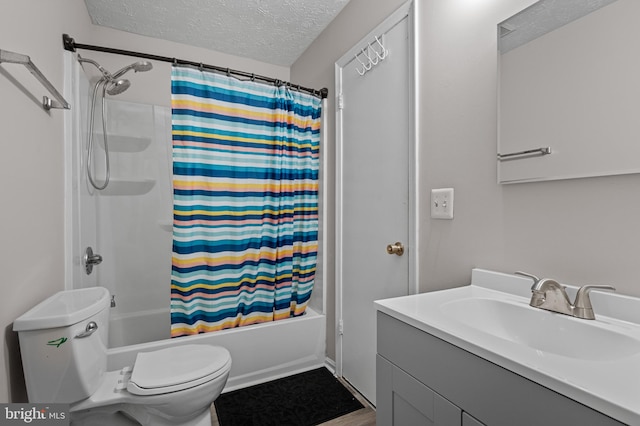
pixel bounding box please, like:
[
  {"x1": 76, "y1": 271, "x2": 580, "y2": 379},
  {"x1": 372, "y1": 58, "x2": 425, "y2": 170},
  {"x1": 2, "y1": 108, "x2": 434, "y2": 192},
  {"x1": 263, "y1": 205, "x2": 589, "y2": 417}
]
[{"x1": 170, "y1": 66, "x2": 321, "y2": 337}]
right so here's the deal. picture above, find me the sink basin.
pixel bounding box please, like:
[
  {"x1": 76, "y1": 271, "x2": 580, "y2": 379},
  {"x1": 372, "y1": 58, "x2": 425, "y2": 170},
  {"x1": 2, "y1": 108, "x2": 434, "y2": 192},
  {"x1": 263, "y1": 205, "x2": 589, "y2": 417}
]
[
  {"x1": 439, "y1": 297, "x2": 640, "y2": 361},
  {"x1": 376, "y1": 269, "x2": 640, "y2": 425}
]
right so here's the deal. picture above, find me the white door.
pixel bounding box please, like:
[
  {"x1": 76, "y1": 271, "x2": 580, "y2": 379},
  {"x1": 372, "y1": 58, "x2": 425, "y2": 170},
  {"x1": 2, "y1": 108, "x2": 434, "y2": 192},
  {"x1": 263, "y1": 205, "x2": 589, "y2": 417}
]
[{"x1": 336, "y1": 3, "x2": 415, "y2": 406}]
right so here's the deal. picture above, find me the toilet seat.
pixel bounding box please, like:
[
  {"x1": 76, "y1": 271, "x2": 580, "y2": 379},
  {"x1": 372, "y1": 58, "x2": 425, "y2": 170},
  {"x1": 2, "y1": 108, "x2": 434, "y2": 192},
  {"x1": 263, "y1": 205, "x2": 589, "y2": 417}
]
[{"x1": 127, "y1": 344, "x2": 231, "y2": 396}]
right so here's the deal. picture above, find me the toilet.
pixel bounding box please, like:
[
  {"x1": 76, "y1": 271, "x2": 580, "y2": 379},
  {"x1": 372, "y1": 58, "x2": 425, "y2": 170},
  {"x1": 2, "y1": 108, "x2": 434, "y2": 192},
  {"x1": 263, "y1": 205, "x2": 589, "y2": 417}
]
[{"x1": 13, "y1": 287, "x2": 231, "y2": 426}]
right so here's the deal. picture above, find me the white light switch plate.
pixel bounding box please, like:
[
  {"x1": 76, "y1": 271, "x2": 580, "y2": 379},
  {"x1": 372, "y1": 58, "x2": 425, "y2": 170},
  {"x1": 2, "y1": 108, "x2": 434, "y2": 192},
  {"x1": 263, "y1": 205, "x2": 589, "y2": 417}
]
[{"x1": 431, "y1": 188, "x2": 454, "y2": 219}]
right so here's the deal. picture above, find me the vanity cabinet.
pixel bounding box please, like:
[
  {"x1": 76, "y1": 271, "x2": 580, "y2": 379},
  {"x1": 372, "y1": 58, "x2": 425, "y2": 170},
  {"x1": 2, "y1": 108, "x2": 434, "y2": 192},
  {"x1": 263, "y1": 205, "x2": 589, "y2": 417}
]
[
  {"x1": 376, "y1": 312, "x2": 625, "y2": 426},
  {"x1": 377, "y1": 354, "x2": 480, "y2": 425}
]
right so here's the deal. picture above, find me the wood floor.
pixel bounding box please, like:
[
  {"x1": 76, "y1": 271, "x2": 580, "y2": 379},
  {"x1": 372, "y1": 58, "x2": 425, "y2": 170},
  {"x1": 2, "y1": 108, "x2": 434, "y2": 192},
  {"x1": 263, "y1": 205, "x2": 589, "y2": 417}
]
[
  {"x1": 318, "y1": 378, "x2": 376, "y2": 426},
  {"x1": 210, "y1": 376, "x2": 376, "y2": 426}
]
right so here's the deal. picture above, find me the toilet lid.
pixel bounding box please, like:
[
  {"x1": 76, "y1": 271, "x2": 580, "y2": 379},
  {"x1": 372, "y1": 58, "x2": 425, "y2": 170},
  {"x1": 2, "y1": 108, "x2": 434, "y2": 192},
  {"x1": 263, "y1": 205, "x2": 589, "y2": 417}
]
[{"x1": 127, "y1": 344, "x2": 231, "y2": 396}]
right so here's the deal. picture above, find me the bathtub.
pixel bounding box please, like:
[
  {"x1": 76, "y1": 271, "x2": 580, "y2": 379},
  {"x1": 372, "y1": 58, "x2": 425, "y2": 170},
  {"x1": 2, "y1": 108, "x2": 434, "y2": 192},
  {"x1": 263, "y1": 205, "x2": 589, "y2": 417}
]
[
  {"x1": 108, "y1": 308, "x2": 171, "y2": 347},
  {"x1": 106, "y1": 308, "x2": 326, "y2": 392}
]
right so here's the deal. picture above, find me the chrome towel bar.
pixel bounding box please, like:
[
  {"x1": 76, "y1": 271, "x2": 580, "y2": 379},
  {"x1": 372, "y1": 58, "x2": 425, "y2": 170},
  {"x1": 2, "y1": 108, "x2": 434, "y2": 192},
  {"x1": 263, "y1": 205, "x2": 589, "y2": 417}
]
[
  {"x1": 497, "y1": 147, "x2": 551, "y2": 161},
  {"x1": 0, "y1": 49, "x2": 70, "y2": 110}
]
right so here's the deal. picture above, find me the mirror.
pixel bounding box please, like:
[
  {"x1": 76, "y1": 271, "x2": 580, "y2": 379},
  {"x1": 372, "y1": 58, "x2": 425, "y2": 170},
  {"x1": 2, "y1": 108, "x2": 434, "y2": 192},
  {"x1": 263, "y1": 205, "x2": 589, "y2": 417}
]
[{"x1": 497, "y1": 0, "x2": 640, "y2": 183}]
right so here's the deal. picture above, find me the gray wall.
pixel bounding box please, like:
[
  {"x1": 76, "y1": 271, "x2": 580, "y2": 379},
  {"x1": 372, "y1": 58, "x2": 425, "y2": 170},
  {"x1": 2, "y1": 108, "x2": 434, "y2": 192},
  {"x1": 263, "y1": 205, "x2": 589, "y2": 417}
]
[
  {"x1": 0, "y1": 0, "x2": 287, "y2": 402},
  {"x1": 0, "y1": 0, "x2": 89, "y2": 403},
  {"x1": 292, "y1": 0, "x2": 640, "y2": 362},
  {"x1": 4, "y1": 0, "x2": 639, "y2": 400}
]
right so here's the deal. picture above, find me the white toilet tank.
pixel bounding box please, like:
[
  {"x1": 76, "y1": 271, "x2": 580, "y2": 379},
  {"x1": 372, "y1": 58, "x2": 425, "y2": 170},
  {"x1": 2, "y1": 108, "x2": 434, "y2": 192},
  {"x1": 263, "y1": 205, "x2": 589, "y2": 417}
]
[{"x1": 13, "y1": 287, "x2": 110, "y2": 403}]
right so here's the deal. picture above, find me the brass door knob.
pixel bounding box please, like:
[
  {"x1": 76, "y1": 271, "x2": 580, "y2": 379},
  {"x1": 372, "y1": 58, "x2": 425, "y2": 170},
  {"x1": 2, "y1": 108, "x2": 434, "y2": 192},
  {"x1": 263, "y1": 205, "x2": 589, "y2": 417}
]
[{"x1": 386, "y1": 242, "x2": 404, "y2": 256}]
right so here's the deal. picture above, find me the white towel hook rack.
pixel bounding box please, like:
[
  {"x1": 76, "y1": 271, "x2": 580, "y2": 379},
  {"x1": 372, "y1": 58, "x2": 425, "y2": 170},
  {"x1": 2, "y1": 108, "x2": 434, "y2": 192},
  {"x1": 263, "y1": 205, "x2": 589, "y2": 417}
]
[
  {"x1": 363, "y1": 46, "x2": 378, "y2": 66},
  {"x1": 354, "y1": 53, "x2": 368, "y2": 76},
  {"x1": 0, "y1": 49, "x2": 70, "y2": 110},
  {"x1": 354, "y1": 34, "x2": 387, "y2": 77},
  {"x1": 374, "y1": 36, "x2": 388, "y2": 60}
]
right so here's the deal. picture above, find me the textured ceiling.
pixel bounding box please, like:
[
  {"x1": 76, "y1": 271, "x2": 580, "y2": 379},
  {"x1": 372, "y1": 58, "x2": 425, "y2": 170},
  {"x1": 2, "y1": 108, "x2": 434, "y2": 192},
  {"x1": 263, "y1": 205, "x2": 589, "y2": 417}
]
[
  {"x1": 499, "y1": 0, "x2": 619, "y2": 53},
  {"x1": 83, "y1": 0, "x2": 351, "y2": 66}
]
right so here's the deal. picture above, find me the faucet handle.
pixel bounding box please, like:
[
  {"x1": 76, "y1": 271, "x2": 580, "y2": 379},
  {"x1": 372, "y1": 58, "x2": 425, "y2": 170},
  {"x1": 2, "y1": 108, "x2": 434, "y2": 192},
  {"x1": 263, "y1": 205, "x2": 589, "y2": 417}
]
[
  {"x1": 573, "y1": 285, "x2": 616, "y2": 320},
  {"x1": 514, "y1": 271, "x2": 543, "y2": 292},
  {"x1": 514, "y1": 271, "x2": 540, "y2": 282}
]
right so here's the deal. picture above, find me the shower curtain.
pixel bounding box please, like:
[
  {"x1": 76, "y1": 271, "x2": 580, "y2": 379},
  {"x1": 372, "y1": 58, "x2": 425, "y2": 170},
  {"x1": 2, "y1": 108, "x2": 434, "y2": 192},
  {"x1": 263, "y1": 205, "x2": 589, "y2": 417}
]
[{"x1": 170, "y1": 66, "x2": 322, "y2": 337}]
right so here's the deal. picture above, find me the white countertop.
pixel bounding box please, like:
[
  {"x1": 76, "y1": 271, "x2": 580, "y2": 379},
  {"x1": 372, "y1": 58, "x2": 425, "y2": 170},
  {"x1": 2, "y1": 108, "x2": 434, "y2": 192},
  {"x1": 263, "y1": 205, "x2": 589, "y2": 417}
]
[{"x1": 375, "y1": 269, "x2": 640, "y2": 425}]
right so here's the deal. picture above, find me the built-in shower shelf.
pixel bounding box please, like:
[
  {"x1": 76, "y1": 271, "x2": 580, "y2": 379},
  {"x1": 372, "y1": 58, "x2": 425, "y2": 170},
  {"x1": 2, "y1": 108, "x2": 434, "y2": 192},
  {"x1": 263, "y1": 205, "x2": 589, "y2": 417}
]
[
  {"x1": 96, "y1": 134, "x2": 152, "y2": 152},
  {"x1": 100, "y1": 179, "x2": 155, "y2": 196}
]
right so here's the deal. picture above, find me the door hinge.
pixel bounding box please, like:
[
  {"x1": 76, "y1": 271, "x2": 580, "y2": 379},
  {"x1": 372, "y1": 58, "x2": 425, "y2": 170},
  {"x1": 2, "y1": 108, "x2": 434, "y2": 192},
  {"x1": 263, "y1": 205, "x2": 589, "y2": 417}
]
[
  {"x1": 338, "y1": 93, "x2": 344, "y2": 110},
  {"x1": 338, "y1": 319, "x2": 344, "y2": 335}
]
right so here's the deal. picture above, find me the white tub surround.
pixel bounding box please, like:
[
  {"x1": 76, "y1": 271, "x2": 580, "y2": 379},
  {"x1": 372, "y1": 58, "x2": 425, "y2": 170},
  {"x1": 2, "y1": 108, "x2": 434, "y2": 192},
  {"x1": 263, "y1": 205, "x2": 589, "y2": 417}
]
[
  {"x1": 64, "y1": 53, "x2": 327, "y2": 362},
  {"x1": 107, "y1": 308, "x2": 326, "y2": 392},
  {"x1": 375, "y1": 269, "x2": 640, "y2": 425}
]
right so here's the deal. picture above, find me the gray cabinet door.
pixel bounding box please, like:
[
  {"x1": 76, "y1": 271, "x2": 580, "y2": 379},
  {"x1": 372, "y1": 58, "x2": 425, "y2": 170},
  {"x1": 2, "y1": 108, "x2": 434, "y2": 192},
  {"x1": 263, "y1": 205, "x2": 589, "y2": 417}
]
[
  {"x1": 377, "y1": 355, "x2": 461, "y2": 426},
  {"x1": 462, "y1": 413, "x2": 485, "y2": 426}
]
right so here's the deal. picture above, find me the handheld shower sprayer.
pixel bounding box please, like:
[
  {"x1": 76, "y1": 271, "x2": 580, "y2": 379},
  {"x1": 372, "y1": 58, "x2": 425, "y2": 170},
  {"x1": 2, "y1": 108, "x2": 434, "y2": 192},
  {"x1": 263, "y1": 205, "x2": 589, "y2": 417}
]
[
  {"x1": 104, "y1": 61, "x2": 151, "y2": 95},
  {"x1": 112, "y1": 61, "x2": 153, "y2": 79},
  {"x1": 77, "y1": 55, "x2": 153, "y2": 190},
  {"x1": 78, "y1": 56, "x2": 153, "y2": 97}
]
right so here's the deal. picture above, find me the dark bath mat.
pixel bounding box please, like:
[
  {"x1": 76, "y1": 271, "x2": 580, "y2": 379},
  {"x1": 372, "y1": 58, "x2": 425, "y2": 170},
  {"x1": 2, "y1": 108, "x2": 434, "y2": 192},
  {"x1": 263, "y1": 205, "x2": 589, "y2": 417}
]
[{"x1": 214, "y1": 367, "x2": 364, "y2": 426}]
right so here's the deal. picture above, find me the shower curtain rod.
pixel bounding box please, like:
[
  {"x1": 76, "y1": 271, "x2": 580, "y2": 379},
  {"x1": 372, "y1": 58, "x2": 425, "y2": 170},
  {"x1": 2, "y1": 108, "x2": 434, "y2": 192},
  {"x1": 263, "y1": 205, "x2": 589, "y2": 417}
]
[{"x1": 62, "y1": 34, "x2": 328, "y2": 99}]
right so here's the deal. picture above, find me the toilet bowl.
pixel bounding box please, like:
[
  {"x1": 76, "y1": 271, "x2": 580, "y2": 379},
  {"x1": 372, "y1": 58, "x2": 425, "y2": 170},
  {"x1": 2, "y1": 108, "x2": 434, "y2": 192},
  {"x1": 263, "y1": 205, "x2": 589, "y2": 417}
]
[
  {"x1": 13, "y1": 287, "x2": 232, "y2": 426},
  {"x1": 71, "y1": 344, "x2": 231, "y2": 426}
]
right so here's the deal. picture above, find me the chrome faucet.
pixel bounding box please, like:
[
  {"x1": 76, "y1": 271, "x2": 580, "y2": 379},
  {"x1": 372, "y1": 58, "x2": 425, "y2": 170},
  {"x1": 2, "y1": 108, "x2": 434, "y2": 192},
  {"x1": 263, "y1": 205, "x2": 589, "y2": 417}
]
[{"x1": 515, "y1": 271, "x2": 615, "y2": 320}]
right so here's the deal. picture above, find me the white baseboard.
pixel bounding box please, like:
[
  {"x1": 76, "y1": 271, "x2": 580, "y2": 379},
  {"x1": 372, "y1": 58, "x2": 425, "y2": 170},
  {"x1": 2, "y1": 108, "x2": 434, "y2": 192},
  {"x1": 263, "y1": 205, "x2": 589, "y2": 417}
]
[{"x1": 324, "y1": 357, "x2": 336, "y2": 374}]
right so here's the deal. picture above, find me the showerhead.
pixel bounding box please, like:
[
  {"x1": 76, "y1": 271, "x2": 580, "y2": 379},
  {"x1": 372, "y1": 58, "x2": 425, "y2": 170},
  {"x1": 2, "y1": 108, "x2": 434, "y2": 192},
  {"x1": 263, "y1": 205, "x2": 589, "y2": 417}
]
[
  {"x1": 111, "y1": 61, "x2": 153, "y2": 79},
  {"x1": 77, "y1": 55, "x2": 111, "y2": 80},
  {"x1": 105, "y1": 78, "x2": 131, "y2": 96},
  {"x1": 78, "y1": 55, "x2": 152, "y2": 96}
]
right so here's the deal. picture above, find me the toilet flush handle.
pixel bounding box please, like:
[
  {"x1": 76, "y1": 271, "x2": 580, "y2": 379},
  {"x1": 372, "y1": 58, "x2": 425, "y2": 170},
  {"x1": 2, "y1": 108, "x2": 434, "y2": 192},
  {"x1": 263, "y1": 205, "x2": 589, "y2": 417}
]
[{"x1": 75, "y1": 321, "x2": 98, "y2": 338}]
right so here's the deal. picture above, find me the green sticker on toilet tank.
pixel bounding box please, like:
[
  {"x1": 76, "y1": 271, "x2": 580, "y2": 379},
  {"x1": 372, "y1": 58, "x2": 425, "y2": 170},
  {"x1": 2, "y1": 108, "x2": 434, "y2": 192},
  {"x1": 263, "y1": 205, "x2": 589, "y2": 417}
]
[{"x1": 47, "y1": 337, "x2": 67, "y2": 348}]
